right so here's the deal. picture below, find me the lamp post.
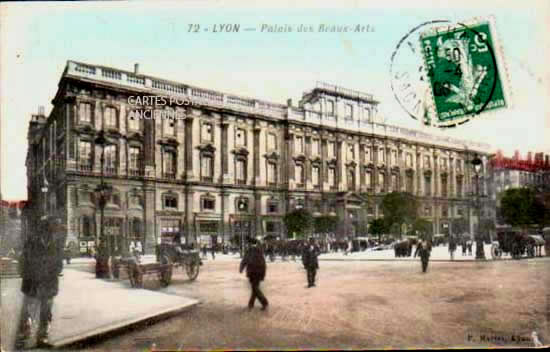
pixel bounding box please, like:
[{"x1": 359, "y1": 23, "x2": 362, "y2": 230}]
[
  {"x1": 94, "y1": 130, "x2": 113, "y2": 278},
  {"x1": 471, "y1": 154, "x2": 486, "y2": 260}
]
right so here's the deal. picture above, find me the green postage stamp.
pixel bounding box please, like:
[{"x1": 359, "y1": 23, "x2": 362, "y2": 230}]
[{"x1": 419, "y1": 17, "x2": 510, "y2": 127}]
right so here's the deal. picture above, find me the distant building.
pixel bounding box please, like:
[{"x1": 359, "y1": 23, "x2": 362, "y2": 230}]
[
  {"x1": 25, "y1": 60, "x2": 492, "y2": 255},
  {"x1": 489, "y1": 150, "x2": 550, "y2": 227}
]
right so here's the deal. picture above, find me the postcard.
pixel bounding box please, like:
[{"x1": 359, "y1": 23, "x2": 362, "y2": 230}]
[{"x1": 1, "y1": 0, "x2": 549, "y2": 350}]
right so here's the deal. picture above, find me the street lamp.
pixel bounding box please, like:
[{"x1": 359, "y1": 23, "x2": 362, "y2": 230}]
[
  {"x1": 94, "y1": 130, "x2": 113, "y2": 278},
  {"x1": 471, "y1": 154, "x2": 486, "y2": 260}
]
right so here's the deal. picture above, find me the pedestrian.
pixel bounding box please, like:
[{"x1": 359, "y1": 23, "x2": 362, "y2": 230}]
[
  {"x1": 414, "y1": 239, "x2": 432, "y2": 273},
  {"x1": 467, "y1": 240, "x2": 473, "y2": 256},
  {"x1": 211, "y1": 242, "x2": 216, "y2": 260},
  {"x1": 302, "y1": 237, "x2": 320, "y2": 288},
  {"x1": 202, "y1": 243, "x2": 208, "y2": 259},
  {"x1": 15, "y1": 216, "x2": 66, "y2": 348},
  {"x1": 448, "y1": 236, "x2": 457, "y2": 261},
  {"x1": 239, "y1": 238, "x2": 268, "y2": 310}
]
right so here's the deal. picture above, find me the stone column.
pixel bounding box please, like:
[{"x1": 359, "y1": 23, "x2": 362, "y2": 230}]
[
  {"x1": 359, "y1": 142, "x2": 366, "y2": 191},
  {"x1": 254, "y1": 193, "x2": 262, "y2": 237},
  {"x1": 220, "y1": 120, "x2": 229, "y2": 183},
  {"x1": 184, "y1": 189, "x2": 195, "y2": 244},
  {"x1": 184, "y1": 117, "x2": 194, "y2": 180},
  {"x1": 253, "y1": 125, "x2": 261, "y2": 186},
  {"x1": 143, "y1": 183, "x2": 156, "y2": 254},
  {"x1": 337, "y1": 139, "x2": 344, "y2": 191}
]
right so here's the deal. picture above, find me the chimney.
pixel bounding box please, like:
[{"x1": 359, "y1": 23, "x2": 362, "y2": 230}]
[{"x1": 134, "y1": 63, "x2": 139, "y2": 75}]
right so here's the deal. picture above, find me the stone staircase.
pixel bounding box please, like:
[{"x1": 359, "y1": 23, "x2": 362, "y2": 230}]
[{"x1": 0, "y1": 257, "x2": 20, "y2": 278}]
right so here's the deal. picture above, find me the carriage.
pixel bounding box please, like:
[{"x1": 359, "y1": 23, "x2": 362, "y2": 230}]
[
  {"x1": 157, "y1": 243, "x2": 202, "y2": 281},
  {"x1": 491, "y1": 230, "x2": 546, "y2": 259}
]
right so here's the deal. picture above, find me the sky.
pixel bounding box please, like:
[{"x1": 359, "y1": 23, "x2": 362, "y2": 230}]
[{"x1": 1, "y1": 0, "x2": 549, "y2": 200}]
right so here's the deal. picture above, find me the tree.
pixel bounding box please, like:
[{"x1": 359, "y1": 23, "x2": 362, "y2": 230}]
[
  {"x1": 381, "y1": 192, "x2": 419, "y2": 238},
  {"x1": 369, "y1": 218, "x2": 388, "y2": 244},
  {"x1": 410, "y1": 218, "x2": 432, "y2": 240},
  {"x1": 500, "y1": 188, "x2": 546, "y2": 232},
  {"x1": 283, "y1": 209, "x2": 314, "y2": 239},
  {"x1": 314, "y1": 215, "x2": 339, "y2": 236}
]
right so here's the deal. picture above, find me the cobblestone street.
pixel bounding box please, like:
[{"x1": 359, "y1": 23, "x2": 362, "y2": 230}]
[{"x1": 76, "y1": 257, "x2": 549, "y2": 350}]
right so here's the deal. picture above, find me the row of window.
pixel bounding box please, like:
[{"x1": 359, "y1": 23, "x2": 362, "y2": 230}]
[{"x1": 294, "y1": 136, "x2": 465, "y2": 171}]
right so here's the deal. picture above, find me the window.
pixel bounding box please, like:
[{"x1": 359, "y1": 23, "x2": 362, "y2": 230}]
[
  {"x1": 79, "y1": 103, "x2": 92, "y2": 123},
  {"x1": 164, "y1": 194, "x2": 178, "y2": 209},
  {"x1": 161, "y1": 219, "x2": 180, "y2": 243},
  {"x1": 267, "y1": 162, "x2": 277, "y2": 184},
  {"x1": 128, "y1": 112, "x2": 141, "y2": 131},
  {"x1": 128, "y1": 218, "x2": 143, "y2": 241},
  {"x1": 129, "y1": 147, "x2": 141, "y2": 174},
  {"x1": 457, "y1": 177, "x2": 463, "y2": 197},
  {"x1": 424, "y1": 176, "x2": 431, "y2": 196},
  {"x1": 442, "y1": 206, "x2": 449, "y2": 217},
  {"x1": 104, "y1": 217, "x2": 122, "y2": 236},
  {"x1": 201, "y1": 154, "x2": 213, "y2": 181},
  {"x1": 81, "y1": 216, "x2": 94, "y2": 237},
  {"x1": 78, "y1": 140, "x2": 92, "y2": 170},
  {"x1": 391, "y1": 150, "x2": 397, "y2": 166},
  {"x1": 345, "y1": 104, "x2": 353, "y2": 119},
  {"x1": 104, "y1": 107, "x2": 117, "y2": 128},
  {"x1": 311, "y1": 139, "x2": 320, "y2": 156},
  {"x1": 406, "y1": 174, "x2": 414, "y2": 193},
  {"x1": 267, "y1": 133, "x2": 277, "y2": 150},
  {"x1": 456, "y1": 159, "x2": 462, "y2": 171},
  {"x1": 366, "y1": 146, "x2": 372, "y2": 162},
  {"x1": 406, "y1": 153, "x2": 413, "y2": 168},
  {"x1": 424, "y1": 206, "x2": 432, "y2": 216},
  {"x1": 295, "y1": 136, "x2": 304, "y2": 154},
  {"x1": 236, "y1": 198, "x2": 248, "y2": 212},
  {"x1": 236, "y1": 159, "x2": 246, "y2": 184},
  {"x1": 366, "y1": 170, "x2": 372, "y2": 188},
  {"x1": 235, "y1": 128, "x2": 246, "y2": 146},
  {"x1": 267, "y1": 201, "x2": 278, "y2": 213},
  {"x1": 328, "y1": 167, "x2": 336, "y2": 187},
  {"x1": 379, "y1": 172, "x2": 386, "y2": 191},
  {"x1": 312, "y1": 165, "x2": 320, "y2": 187},
  {"x1": 392, "y1": 174, "x2": 398, "y2": 190},
  {"x1": 440, "y1": 157, "x2": 447, "y2": 170},
  {"x1": 295, "y1": 163, "x2": 304, "y2": 185},
  {"x1": 457, "y1": 207, "x2": 464, "y2": 216},
  {"x1": 327, "y1": 101, "x2": 335, "y2": 116},
  {"x1": 378, "y1": 148, "x2": 385, "y2": 163},
  {"x1": 328, "y1": 141, "x2": 336, "y2": 158},
  {"x1": 347, "y1": 169, "x2": 355, "y2": 190},
  {"x1": 163, "y1": 150, "x2": 176, "y2": 178},
  {"x1": 164, "y1": 115, "x2": 175, "y2": 136},
  {"x1": 441, "y1": 176, "x2": 448, "y2": 197},
  {"x1": 424, "y1": 155, "x2": 431, "y2": 168},
  {"x1": 202, "y1": 197, "x2": 215, "y2": 211},
  {"x1": 348, "y1": 143, "x2": 355, "y2": 160},
  {"x1": 202, "y1": 122, "x2": 213, "y2": 142},
  {"x1": 104, "y1": 145, "x2": 117, "y2": 174}
]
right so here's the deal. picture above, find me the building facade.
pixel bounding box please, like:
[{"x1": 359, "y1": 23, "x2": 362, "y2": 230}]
[{"x1": 26, "y1": 61, "x2": 493, "y2": 255}]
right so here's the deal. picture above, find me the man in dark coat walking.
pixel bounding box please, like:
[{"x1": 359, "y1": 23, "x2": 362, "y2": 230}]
[
  {"x1": 239, "y1": 238, "x2": 268, "y2": 310},
  {"x1": 16, "y1": 216, "x2": 66, "y2": 348},
  {"x1": 302, "y1": 237, "x2": 320, "y2": 287},
  {"x1": 414, "y1": 239, "x2": 432, "y2": 273}
]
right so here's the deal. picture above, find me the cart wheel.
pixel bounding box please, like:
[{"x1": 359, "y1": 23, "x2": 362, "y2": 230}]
[{"x1": 186, "y1": 260, "x2": 200, "y2": 281}]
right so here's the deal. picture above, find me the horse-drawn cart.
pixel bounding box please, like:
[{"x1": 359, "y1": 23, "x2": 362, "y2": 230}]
[
  {"x1": 113, "y1": 256, "x2": 173, "y2": 288},
  {"x1": 491, "y1": 230, "x2": 546, "y2": 259},
  {"x1": 158, "y1": 243, "x2": 202, "y2": 281}
]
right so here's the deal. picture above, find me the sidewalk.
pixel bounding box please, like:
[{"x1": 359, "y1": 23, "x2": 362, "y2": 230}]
[
  {"x1": 319, "y1": 243, "x2": 547, "y2": 262},
  {"x1": 1, "y1": 264, "x2": 199, "y2": 350}
]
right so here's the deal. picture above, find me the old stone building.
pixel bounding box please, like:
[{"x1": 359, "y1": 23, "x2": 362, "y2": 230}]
[{"x1": 26, "y1": 60, "x2": 493, "y2": 255}]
